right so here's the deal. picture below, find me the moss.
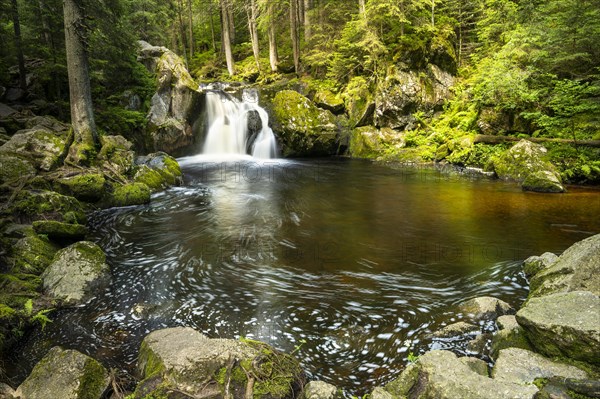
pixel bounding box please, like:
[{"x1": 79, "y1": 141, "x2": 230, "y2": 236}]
[
  {"x1": 490, "y1": 328, "x2": 534, "y2": 359},
  {"x1": 0, "y1": 153, "x2": 36, "y2": 184},
  {"x1": 111, "y1": 182, "x2": 151, "y2": 207},
  {"x1": 11, "y1": 229, "x2": 59, "y2": 274},
  {"x1": 57, "y1": 173, "x2": 106, "y2": 202},
  {"x1": 349, "y1": 126, "x2": 383, "y2": 159},
  {"x1": 134, "y1": 166, "x2": 166, "y2": 191},
  {"x1": 77, "y1": 358, "x2": 109, "y2": 399},
  {"x1": 139, "y1": 341, "x2": 166, "y2": 379},
  {"x1": 11, "y1": 190, "x2": 86, "y2": 224},
  {"x1": 32, "y1": 220, "x2": 88, "y2": 240}
]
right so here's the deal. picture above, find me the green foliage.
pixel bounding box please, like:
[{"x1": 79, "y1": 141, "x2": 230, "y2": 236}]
[{"x1": 407, "y1": 352, "x2": 419, "y2": 363}]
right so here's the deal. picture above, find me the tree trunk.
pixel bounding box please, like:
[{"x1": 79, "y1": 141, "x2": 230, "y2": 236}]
[
  {"x1": 268, "y1": 2, "x2": 279, "y2": 72},
  {"x1": 220, "y1": 0, "x2": 235, "y2": 75},
  {"x1": 290, "y1": 0, "x2": 300, "y2": 73},
  {"x1": 226, "y1": 0, "x2": 235, "y2": 43},
  {"x1": 177, "y1": 0, "x2": 188, "y2": 65},
  {"x1": 431, "y1": 0, "x2": 435, "y2": 27},
  {"x1": 304, "y1": 0, "x2": 311, "y2": 41},
  {"x1": 208, "y1": 0, "x2": 217, "y2": 52},
  {"x1": 247, "y1": 0, "x2": 260, "y2": 70},
  {"x1": 187, "y1": 0, "x2": 194, "y2": 57},
  {"x1": 63, "y1": 0, "x2": 98, "y2": 165},
  {"x1": 10, "y1": 0, "x2": 27, "y2": 92},
  {"x1": 358, "y1": 0, "x2": 365, "y2": 15}
]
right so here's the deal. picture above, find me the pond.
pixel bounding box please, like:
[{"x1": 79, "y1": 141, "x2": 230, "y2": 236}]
[{"x1": 12, "y1": 157, "x2": 600, "y2": 395}]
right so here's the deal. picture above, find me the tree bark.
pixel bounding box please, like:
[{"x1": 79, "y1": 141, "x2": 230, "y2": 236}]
[
  {"x1": 208, "y1": 0, "x2": 217, "y2": 52},
  {"x1": 304, "y1": 0, "x2": 311, "y2": 41},
  {"x1": 220, "y1": 0, "x2": 235, "y2": 75},
  {"x1": 63, "y1": 0, "x2": 98, "y2": 165},
  {"x1": 290, "y1": 0, "x2": 300, "y2": 73},
  {"x1": 10, "y1": 0, "x2": 27, "y2": 92},
  {"x1": 358, "y1": 0, "x2": 365, "y2": 15},
  {"x1": 187, "y1": 0, "x2": 194, "y2": 57},
  {"x1": 226, "y1": 0, "x2": 235, "y2": 43},
  {"x1": 267, "y1": 2, "x2": 279, "y2": 72},
  {"x1": 177, "y1": 0, "x2": 188, "y2": 65},
  {"x1": 246, "y1": 0, "x2": 260, "y2": 70}
]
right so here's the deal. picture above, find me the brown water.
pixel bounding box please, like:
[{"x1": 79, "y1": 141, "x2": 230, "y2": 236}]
[{"x1": 11, "y1": 158, "x2": 600, "y2": 394}]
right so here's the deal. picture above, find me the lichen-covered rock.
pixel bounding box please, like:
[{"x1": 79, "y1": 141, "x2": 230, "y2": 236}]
[
  {"x1": 491, "y1": 140, "x2": 565, "y2": 193},
  {"x1": 111, "y1": 182, "x2": 151, "y2": 207},
  {"x1": 496, "y1": 315, "x2": 519, "y2": 331},
  {"x1": 516, "y1": 291, "x2": 600, "y2": 365},
  {"x1": 0, "y1": 152, "x2": 36, "y2": 183},
  {"x1": 492, "y1": 348, "x2": 588, "y2": 385},
  {"x1": 97, "y1": 135, "x2": 135, "y2": 176},
  {"x1": 0, "y1": 126, "x2": 67, "y2": 171},
  {"x1": 313, "y1": 89, "x2": 345, "y2": 115},
  {"x1": 459, "y1": 296, "x2": 514, "y2": 321},
  {"x1": 136, "y1": 327, "x2": 304, "y2": 399},
  {"x1": 272, "y1": 90, "x2": 339, "y2": 157},
  {"x1": 528, "y1": 234, "x2": 600, "y2": 298},
  {"x1": 342, "y1": 77, "x2": 374, "y2": 128},
  {"x1": 431, "y1": 321, "x2": 479, "y2": 338},
  {"x1": 371, "y1": 387, "x2": 395, "y2": 399},
  {"x1": 134, "y1": 152, "x2": 182, "y2": 191},
  {"x1": 42, "y1": 241, "x2": 110, "y2": 306},
  {"x1": 458, "y1": 357, "x2": 489, "y2": 377},
  {"x1": 138, "y1": 41, "x2": 203, "y2": 155},
  {"x1": 32, "y1": 220, "x2": 88, "y2": 241},
  {"x1": 522, "y1": 252, "x2": 558, "y2": 278},
  {"x1": 349, "y1": 126, "x2": 405, "y2": 159},
  {"x1": 383, "y1": 350, "x2": 538, "y2": 399},
  {"x1": 10, "y1": 189, "x2": 86, "y2": 224},
  {"x1": 304, "y1": 381, "x2": 339, "y2": 399},
  {"x1": 56, "y1": 173, "x2": 106, "y2": 202},
  {"x1": 11, "y1": 229, "x2": 59, "y2": 274},
  {"x1": 490, "y1": 324, "x2": 533, "y2": 359},
  {"x1": 15, "y1": 346, "x2": 109, "y2": 399}
]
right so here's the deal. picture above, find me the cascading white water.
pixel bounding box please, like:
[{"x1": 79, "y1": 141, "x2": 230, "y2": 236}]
[{"x1": 201, "y1": 87, "x2": 277, "y2": 159}]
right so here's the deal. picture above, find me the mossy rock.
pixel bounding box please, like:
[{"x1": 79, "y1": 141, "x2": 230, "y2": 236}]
[
  {"x1": 134, "y1": 152, "x2": 182, "y2": 191},
  {"x1": 490, "y1": 326, "x2": 534, "y2": 360},
  {"x1": 10, "y1": 229, "x2": 59, "y2": 274},
  {"x1": 15, "y1": 346, "x2": 110, "y2": 399},
  {"x1": 111, "y1": 182, "x2": 151, "y2": 207},
  {"x1": 56, "y1": 173, "x2": 106, "y2": 202},
  {"x1": 0, "y1": 153, "x2": 36, "y2": 184},
  {"x1": 97, "y1": 135, "x2": 135, "y2": 176},
  {"x1": 522, "y1": 170, "x2": 565, "y2": 193},
  {"x1": 0, "y1": 127, "x2": 68, "y2": 171},
  {"x1": 10, "y1": 190, "x2": 86, "y2": 224},
  {"x1": 136, "y1": 327, "x2": 304, "y2": 399},
  {"x1": 0, "y1": 273, "x2": 42, "y2": 309},
  {"x1": 342, "y1": 76, "x2": 375, "y2": 128},
  {"x1": 313, "y1": 89, "x2": 345, "y2": 115},
  {"x1": 32, "y1": 220, "x2": 88, "y2": 241},
  {"x1": 271, "y1": 90, "x2": 339, "y2": 157}
]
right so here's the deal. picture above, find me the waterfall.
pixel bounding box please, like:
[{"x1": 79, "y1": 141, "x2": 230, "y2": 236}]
[{"x1": 201, "y1": 86, "x2": 277, "y2": 159}]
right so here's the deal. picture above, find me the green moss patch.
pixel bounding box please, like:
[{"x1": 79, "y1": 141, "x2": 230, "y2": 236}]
[
  {"x1": 111, "y1": 182, "x2": 151, "y2": 207},
  {"x1": 57, "y1": 173, "x2": 106, "y2": 202},
  {"x1": 32, "y1": 220, "x2": 88, "y2": 241}
]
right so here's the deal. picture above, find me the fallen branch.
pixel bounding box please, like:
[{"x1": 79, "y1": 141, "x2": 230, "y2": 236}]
[{"x1": 473, "y1": 134, "x2": 600, "y2": 147}]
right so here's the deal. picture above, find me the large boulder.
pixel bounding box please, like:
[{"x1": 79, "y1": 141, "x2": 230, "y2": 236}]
[
  {"x1": 10, "y1": 228, "x2": 59, "y2": 274},
  {"x1": 491, "y1": 140, "x2": 565, "y2": 193},
  {"x1": 41, "y1": 241, "x2": 111, "y2": 306},
  {"x1": 138, "y1": 41, "x2": 203, "y2": 155},
  {"x1": 303, "y1": 381, "x2": 340, "y2": 399},
  {"x1": 528, "y1": 234, "x2": 600, "y2": 298},
  {"x1": 349, "y1": 126, "x2": 405, "y2": 159},
  {"x1": 14, "y1": 346, "x2": 110, "y2": 399},
  {"x1": 271, "y1": 90, "x2": 339, "y2": 157},
  {"x1": 9, "y1": 189, "x2": 86, "y2": 225},
  {"x1": 0, "y1": 152, "x2": 36, "y2": 184},
  {"x1": 522, "y1": 252, "x2": 558, "y2": 278},
  {"x1": 56, "y1": 173, "x2": 106, "y2": 203},
  {"x1": 458, "y1": 296, "x2": 514, "y2": 321},
  {"x1": 0, "y1": 125, "x2": 68, "y2": 171},
  {"x1": 492, "y1": 348, "x2": 588, "y2": 385},
  {"x1": 136, "y1": 327, "x2": 304, "y2": 399},
  {"x1": 374, "y1": 64, "x2": 454, "y2": 131},
  {"x1": 342, "y1": 77, "x2": 375, "y2": 128},
  {"x1": 382, "y1": 350, "x2": 538, "y2": 399},
  {"x1": 516, "y1": 291, "x2": 600, "y2": 365},
  {"x1": 133, "y1": 152, "x2": 182, "y2": 191}
]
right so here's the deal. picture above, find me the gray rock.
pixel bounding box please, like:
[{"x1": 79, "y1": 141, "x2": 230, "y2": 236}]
[
  {"x1": 522, "y1": 170, "x2": 565, "y2": 193},
  {"x1": 0, "y1": 126, "x2": 67, "y2": 171},
  {"x1": 15, "y1": 346, "x2": 109, "y2": 399},
  {"x1": 529, "y1": 234, "x2": 600, "y2": 298},
  {"x1": 432, "y1": 321, "x2": 480, "y2": 338},
  {"x1": 0, "y1": 153, "x2": 36, "y2": 183},
  {"x1": 459, "y1": 296, "x2": 515, "y2": 321},
  {"x1": 385, "y1": 350, "x2": 538, "y2": 399},
  {"x1": 522, "y1": 252, "x2": 558, "y2": 278},
  {"x1": 458, "y1": 357, "x2": 489, "y2": 377},
  {"x1": 370, "y1": 387, "x2": 395, "y2": 399},
  {"x1": 490, "y1": 325, "x2": 533, "y2": 360},
  {"x1": 0, "y1": 383, "x2": 15, "y2": 399},
  {"x1": 496, "y1": 315, "x2": 519, "y2": 331},
  {"x1": 304, "y1": 381, "x2": 339, "y2": 399},
  {"x1": 467, "y1": 333, "x2": 492, "y2": 356},
  {"x1": 492, "y1": 348, "x2": 588, "y2": 385},
  {"x1": 42, "y1": 241, "x2": 111, "y2": 306},
  {"x1": 0, "y1": 103, "x2": 17, "y2": 118},
  {"x1": 516, "y1": 291, "x2": 600, "y2": 364},
  {"x1": 137, "y1": 327, "x2": 303, "y2": 398}
]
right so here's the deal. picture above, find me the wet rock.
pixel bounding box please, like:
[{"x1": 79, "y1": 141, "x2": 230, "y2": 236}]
[
  {"x1": 383, "y1": 350, "x2": 538, "y2": 399},
  {"x1": 492, "y1": 348, "x2": 588, "y2": 385},
  {"x1": 432, "y1": 321, "x2": 480, "y2": 338},
  {"x1": 97, "y1": 135, "x2": 135, "y2": 177},
  {"x1": 15, "y1": 346, "x2": 109, "y2": 399},
  {"x1": 516, "y1": 291, "x2": 600, "y2": 365},
  {"x1": 304, "y1": 381, "x2": 339, "y2": 399},
  {"x1": 32, "y1": 220, "x2": 88, "y2": 241},
  {"x1": 137, "y1": 327, "x2": 304, "y2": 399},
  {"x1": 42, "y1": 241, "x2": 111, "y2": 306},
  {"x1": 0, "y1": 126, "x2": 68, "y2": 171},
  {"x1": 110, "y1": 182, "x2": 151, "y2": 207},
  {"x1": 56, "y1": 173, "x2": 106, "y2": 202},
  {"x1": 138, "y1": 41, "x2": 203, "y2": 155},
  {"x1": 491, "y1": 140, "x2": 565, "y2": 193},
  {"x1": 459, "y1": 296, "x2": 514, "y2": 321},
  {"x1": 467, "y1": 333, "x2": 492, "y2": 356},
  {"x1": 528, "y1": 233, "x2": 600, "y2": 298},
  {"x1": 271, "y1": 90, "x2": 339, "y2": 157},
  {"x1": 522, "y1": 252, "x2": 558, "y2": 278},
  {"x1": 134, "y1": 152, "x2": 182, "y2": 191}
]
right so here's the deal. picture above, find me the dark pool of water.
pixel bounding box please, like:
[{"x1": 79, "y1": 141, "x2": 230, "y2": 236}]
[{"x1": 10, "y1": 158, "x2": 600, "y2": 394}]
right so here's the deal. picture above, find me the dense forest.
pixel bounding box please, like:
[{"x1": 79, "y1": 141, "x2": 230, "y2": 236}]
[{"x1": 1, "y1": 0, "x2": 600, "y2": 175}]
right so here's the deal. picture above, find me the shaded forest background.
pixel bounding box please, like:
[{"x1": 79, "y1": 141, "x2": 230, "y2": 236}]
[{"x1": 1, "y1": 0, "x2": 599, "y2": 180}]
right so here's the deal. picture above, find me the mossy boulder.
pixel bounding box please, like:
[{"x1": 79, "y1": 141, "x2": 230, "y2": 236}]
[
  {"x1": 490, "y1": 321, "x2": 533, "y2": 360},
  {"x1": 303, "y1": 381, "x2": 340, "y2": 399},
  {"x1": 0, "y1": 126, "x2": 68, "y2": 171},
  {"x1": 459, "y1": 296, "x2": 515, "y2": 321},
  {"x1": 349, "y1": 126, "x2": 405, "y2": 159},
  {"x1": 271, "y1": 90, "x2": 339, "y2": 157},
  {"x1": 0, "y1": 152, "x2": 36, "y2": 184},
  {"x1": 522, "y1": 252, "x2": 558, "y2": 278},
  {"x1": 41, "y1": 241, "x2": 111, "y2": 306},
  {"x1": 15, "y1": 346, "x2": 110, "y2": 399},
  {"x1": 491, "y1": 140, "x2": 565, "y2": 193},
  {"x1": 32, "y1": 220, "x2": 88, "y2": 241},
  {"x1": 516, "y1": 291, "x2": 600, "y2": 365},
  {"x1": 430, "y1": 321, "x2": 480, "y2": 339},
  {"x1": 136, "y1": 327, "x2": 304, "y2": 399},
  {"x1": 56, "y1": 173, "x2": 106, "y2": 202},
  {"x1": 110, "y1": 182, "x2": 151, "y2": 207},
  {"x1": 134, "y1": 152, "x2": 182, "y2": 191},
  {"x1": 10, "y1": 229, "x2": 59, "y2": 274},
  {"x1": 342, "y1": 76, "x2": 375, "y2": 128},
  {"x1": 313, "y1": 89, "x2": 345, "y2": 115},
  {"x1": 97, "y1": 135, "x2": 135, "y2": 176},
  {"x1": 10, "y1": 189, "x2": 86, "y2": 224}
]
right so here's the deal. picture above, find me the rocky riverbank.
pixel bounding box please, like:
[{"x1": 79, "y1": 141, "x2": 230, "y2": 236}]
[{"x1": 2, "y1": 233, "x2": 597, "y2": 399}]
